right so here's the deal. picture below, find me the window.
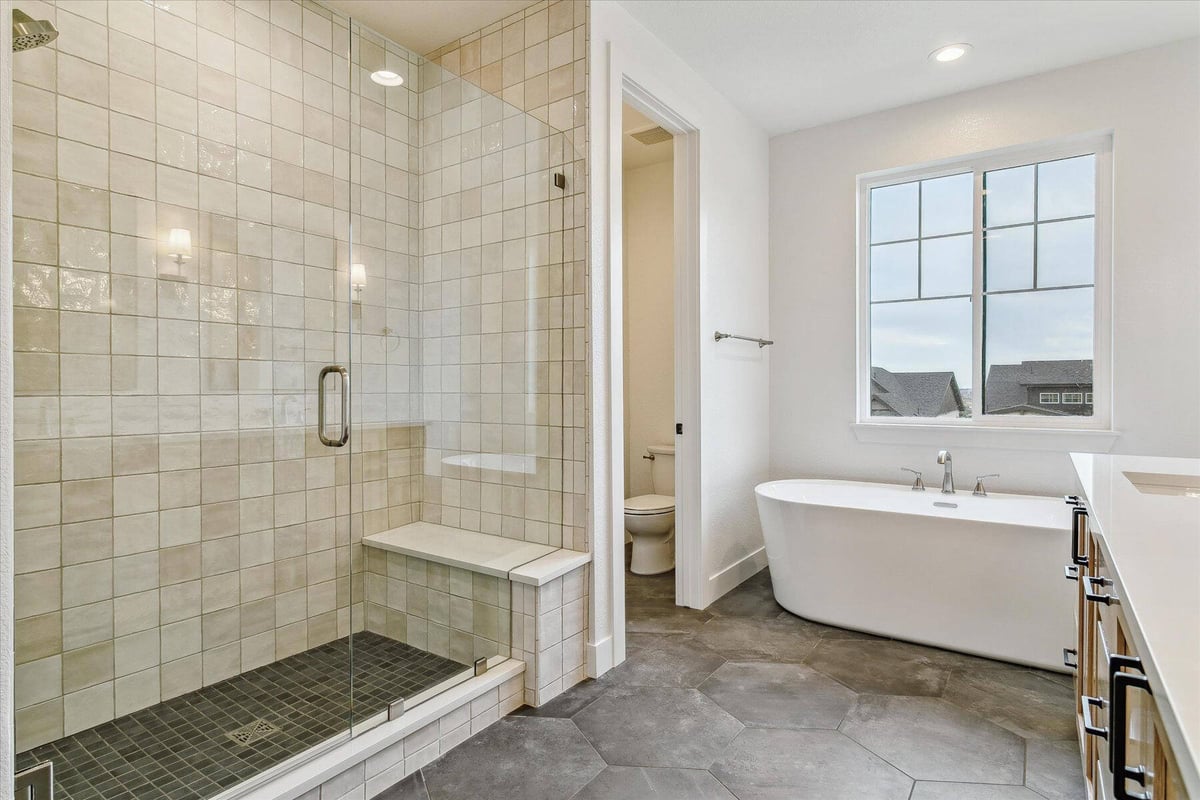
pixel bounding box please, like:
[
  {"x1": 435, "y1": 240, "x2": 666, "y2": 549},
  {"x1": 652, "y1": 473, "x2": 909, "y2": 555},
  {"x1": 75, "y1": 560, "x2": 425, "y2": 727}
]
[{"x1": 860, "y1": 138, "x2": 1109, "y2": 427}]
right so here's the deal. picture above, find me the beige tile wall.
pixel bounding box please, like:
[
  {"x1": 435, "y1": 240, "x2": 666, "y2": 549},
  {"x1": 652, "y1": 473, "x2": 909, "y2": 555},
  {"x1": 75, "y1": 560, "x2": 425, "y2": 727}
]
[
  {"x1": 11, "y1": 0, "x2": 427, "y2": 752},
  {"x1": 512, "y1": 564, "x2": 587, "y2": 706},
  {"x1": 363, "y1": 549, "x2": 511, "y2": 664},
  {"x1": 418, "y1": 1, "x2": 589, "y2": 553}
]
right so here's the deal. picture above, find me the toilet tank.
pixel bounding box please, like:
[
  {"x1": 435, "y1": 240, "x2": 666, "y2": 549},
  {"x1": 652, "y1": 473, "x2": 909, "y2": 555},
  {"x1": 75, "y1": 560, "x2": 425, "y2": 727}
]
[{"x1": 648, "y1": 444, "x2": 675, "y2": 495}]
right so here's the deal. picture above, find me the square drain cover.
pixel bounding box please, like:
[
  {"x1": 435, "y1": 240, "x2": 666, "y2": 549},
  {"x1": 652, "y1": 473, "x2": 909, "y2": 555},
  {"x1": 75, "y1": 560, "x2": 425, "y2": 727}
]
[{"x1": 226, "y1": 719, "x2": 280, "y2": 746}]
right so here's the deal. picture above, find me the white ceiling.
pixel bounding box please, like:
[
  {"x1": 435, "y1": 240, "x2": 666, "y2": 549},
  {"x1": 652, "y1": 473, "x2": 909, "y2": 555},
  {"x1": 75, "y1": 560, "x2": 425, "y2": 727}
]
[
  {"x1": 618, "y1": 0, "x2": 1200, "y2": 135},
  {"x1": 623, "y1": 104, "x2": 675, "y2": 170},
  {"x1": 324, "y1": 0, "x2": 530, "y2": 55}
]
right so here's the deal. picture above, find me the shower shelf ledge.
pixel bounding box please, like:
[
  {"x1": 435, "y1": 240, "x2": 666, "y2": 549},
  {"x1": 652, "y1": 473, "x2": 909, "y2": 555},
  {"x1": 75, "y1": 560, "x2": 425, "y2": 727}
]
[{"x1": 363, "y1": 522, "x2": 590, "y2": 586}]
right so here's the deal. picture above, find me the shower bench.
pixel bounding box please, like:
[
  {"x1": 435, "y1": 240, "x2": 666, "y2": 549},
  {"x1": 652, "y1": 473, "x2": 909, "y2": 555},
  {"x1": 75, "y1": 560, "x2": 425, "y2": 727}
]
[{"x1": 361, "y1": 522, "x2": 591, "y2": 707}]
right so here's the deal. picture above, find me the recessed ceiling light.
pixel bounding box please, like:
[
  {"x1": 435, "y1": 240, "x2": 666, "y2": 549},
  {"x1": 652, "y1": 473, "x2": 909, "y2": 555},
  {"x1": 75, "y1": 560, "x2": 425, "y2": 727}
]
[
  {"x1": 370, "y1": 70, "x2": 404, "y2": 87},
  {"x1": 930, "y1": 43, "x2": 972, "y2": 63}
]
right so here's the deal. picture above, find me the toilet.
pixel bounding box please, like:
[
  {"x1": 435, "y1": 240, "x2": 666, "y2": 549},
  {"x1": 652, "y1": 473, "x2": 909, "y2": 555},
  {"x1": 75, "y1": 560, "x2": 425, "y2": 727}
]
[{"x1": 625, "y1": 444, "x2": 676, "y2": 575}]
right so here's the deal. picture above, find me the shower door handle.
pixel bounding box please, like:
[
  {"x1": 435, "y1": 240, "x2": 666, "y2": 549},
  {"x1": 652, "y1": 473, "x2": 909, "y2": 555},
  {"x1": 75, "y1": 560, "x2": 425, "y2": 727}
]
[{"x1": 318, "y1": 365, "x2": 350, "y2": 447}]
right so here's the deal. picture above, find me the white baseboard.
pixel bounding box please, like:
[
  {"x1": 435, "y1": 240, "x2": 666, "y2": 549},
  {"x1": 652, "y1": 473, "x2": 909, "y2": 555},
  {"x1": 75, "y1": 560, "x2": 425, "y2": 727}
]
[
  {"x1": 586, "y1": 635, "x2": 613, "y2": 678},
  {"x1": 704, "y1": 546, "x2": 768, "y2": 607}
]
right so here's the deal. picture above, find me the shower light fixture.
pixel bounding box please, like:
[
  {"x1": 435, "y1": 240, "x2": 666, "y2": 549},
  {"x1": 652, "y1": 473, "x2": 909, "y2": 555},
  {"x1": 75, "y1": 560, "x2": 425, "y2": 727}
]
[
  {"x1": 370, "y1": 70, "x2": 404, "y2": 87},
  {"x1": 351, "y1": 263, "x2": 367, "y2": 300},
  {"x1": 930, "y1": 43, "x2": 971, "y2": 63},
  {"x1": 162, "y1": 227, "x2": 193, "y2": 281}
]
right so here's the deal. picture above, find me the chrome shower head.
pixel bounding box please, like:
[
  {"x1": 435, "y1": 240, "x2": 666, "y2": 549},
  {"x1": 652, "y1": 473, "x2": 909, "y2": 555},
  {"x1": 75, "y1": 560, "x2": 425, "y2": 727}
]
[{"x1": 12, "y1": 9, "x2": 58, "y2": 52}]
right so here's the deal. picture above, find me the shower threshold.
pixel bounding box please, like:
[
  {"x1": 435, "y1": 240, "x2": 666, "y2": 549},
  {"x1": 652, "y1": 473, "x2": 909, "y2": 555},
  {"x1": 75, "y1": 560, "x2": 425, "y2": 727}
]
[{"x1": 16, "y1": 632, "x2": 469, "y2": 800}]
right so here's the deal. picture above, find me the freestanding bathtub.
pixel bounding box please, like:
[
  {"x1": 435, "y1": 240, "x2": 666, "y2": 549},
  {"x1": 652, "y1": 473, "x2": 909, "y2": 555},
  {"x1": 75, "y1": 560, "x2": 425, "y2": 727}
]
[{"x1": 755, "y1": 479, "x2": 1074, "y2": 672}]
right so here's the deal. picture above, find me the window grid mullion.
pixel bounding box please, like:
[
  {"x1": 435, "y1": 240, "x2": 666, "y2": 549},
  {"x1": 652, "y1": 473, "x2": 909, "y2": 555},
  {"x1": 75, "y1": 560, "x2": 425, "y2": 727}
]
[
  {"x1": 1032, "y1": 163, "x2": 1040, "y2": 289},
  {"x1": 916, "y1": 181, "x2": 924, "y2": 299},
  {"x1": 972, "y1": 169, "x2": 986, "y2": 416}
]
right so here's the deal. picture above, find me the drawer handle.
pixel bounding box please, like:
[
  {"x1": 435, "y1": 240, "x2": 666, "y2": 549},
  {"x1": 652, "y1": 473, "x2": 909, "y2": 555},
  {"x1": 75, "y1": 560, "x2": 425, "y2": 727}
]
[
  {"x1": 1085, "y1": 575, "x2": 1119, "y2": 606},
  {"x1": 1071, "y1": 507, "x2": 1090, "y2": 566},
  {"x1": 1064, "y1": 564, "x2": 1079, "y2": 581},
  {"x1": 1081, "y1": 694, "x2": 1108, "y2": 739},
  {"x1": 1063, "y1": 647, "x2": 1078, "y2": 670},
  {"x1": 1112, "y1": 670, "x2": 1153, "y2": 800},
  {"x1": 1107, "y1": 652, "x2": 1144, "y2": 773}
]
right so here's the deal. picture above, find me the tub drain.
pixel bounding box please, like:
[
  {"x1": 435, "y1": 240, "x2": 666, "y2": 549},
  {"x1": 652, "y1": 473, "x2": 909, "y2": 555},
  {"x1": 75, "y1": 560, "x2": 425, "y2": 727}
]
[{"x1": 226, "y1": 719, "x2": 280, "y2": 746}]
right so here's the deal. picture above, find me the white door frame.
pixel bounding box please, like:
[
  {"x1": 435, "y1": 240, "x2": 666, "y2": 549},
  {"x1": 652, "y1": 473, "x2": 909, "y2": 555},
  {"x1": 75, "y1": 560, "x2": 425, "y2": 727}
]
[{"x1": 597, "y1": 43, "x2": 704, "y2": 673}]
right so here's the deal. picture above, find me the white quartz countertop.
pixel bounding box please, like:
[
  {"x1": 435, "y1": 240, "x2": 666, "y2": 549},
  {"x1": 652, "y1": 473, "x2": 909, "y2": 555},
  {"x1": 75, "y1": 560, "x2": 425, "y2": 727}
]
[{"x1": 1071, "y1": 453, "x2": 1200, "y2": 795}]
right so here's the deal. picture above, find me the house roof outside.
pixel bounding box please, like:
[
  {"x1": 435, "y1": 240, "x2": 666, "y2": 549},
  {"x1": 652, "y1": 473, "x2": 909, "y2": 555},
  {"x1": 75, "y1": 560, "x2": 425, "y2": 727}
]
[
  {"x1": 871, "y1": 367, "x2": 965, "y2": 417},
  {"x1": 984, "y1": 359, "x2": 1093, "y2": 415}
]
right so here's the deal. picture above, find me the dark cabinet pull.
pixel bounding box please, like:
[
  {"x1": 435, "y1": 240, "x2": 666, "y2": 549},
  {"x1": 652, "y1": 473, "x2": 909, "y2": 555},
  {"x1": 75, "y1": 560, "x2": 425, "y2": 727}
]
[
  {"x1": 1085, "y1": 575, "x2": 1119, "y2": 606},
  {"x1": 1065, "y1": 495, "x2": 1081, "y2": 505},
  {"x1": 1071, "y1": 507, "x2": 1090, "y2": 566},
  {"x1": 1111, "y1": 670, "x2": 1153, "y2": 800},
  {"x1": 1081, "y1": 694, "x2": 1107, "y2": 739},
  {"x1": 1064, "y1": 564, "x2": 1079, "y2": 581},
  {"x1": 1063, "y1": 647, "x2": 1078, "y2": 669},
  {"x1": 1107, "y1": 653, "x2": 1144, "y2": 773}
]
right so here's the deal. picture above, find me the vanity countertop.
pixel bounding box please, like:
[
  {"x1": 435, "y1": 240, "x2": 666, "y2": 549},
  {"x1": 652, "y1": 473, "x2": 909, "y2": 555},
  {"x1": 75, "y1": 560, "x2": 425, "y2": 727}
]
[{"x1": 1070, "y1": 453, "x2": 1200, "y2": 795}]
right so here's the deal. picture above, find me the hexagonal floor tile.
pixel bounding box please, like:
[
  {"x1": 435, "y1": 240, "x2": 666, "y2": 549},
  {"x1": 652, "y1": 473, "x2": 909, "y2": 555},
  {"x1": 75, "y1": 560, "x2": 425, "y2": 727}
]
[
  {"x1": 602, "y1": 635, "x2": 726, "y2": 688},
  {"x1": 840, "y1": 695, "x2": 1026, "y2": 784},
  {"x1": 804, "y1": 638, "x2": 951, "y2": 696},
  {"x1": 943, "y1": 668, "x2": 1077, "y2": 740},
  {"x1": 699, "y1": 661, "x2": 856, "y2": 729},
  {"x1": 1024, "y1": 738, "x2": 1087, "y2": 800},
  {"x1": 573, "y1": 686, "x2": 742, "y2": 768},
  {"x1": 707, "y1": 568, "x2": 783, "y2": 618},
  {"x1": 910, "y1": 783, "x2": 1046, "y2": 799},
  {"x1": 571, "y1": 766, "x2": 736, "y2": 800},
  {"x1": 421, "y1": 717, "x2": 604, "y2": 800},
  {"x1": 709, "y1": 728, "x2": 913, "y2": 800},
  {"x1": 694, "y1": 616, "x2": 821, "y2": 662}
]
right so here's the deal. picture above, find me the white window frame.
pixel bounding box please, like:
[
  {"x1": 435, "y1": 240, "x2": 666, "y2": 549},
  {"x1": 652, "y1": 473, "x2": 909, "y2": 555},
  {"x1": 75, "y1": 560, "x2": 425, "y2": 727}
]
[
  {"x1": 1062, "y1": 392, "x2": 1084, "y2": 405},
  {"x1": 1085, "y1": 392, "x2": 1094, "y2": 404},
  {"x1": 1040, "y1": 392, "x2": 1061, "y2": 404},
  {"x1": 856, "y1": 133, "x2": 1113, "y2": 432}
]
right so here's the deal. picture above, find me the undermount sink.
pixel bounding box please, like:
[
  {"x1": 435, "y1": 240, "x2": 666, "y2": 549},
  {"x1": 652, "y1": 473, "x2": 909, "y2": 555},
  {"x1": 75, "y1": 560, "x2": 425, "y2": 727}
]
[{"x1": 1123, "y1": 470, "x2": 1200, "y2": 497}]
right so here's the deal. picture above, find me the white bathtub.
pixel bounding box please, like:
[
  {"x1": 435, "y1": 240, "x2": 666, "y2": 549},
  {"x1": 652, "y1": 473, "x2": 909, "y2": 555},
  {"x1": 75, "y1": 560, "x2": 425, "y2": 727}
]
[{"x1": 755, "y1": 479, "x2": 1074, "y2": 672}]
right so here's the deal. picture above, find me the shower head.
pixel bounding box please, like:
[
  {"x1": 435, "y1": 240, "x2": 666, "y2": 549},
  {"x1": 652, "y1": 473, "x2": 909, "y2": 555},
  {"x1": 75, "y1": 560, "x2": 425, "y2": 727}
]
[{"x1": 12, "y1": 9, "x2": 58, "y2": 52}]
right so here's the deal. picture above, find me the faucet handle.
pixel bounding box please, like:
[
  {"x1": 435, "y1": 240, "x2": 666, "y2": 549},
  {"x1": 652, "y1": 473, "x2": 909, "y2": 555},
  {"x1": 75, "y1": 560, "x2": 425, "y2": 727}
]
[
  {"x1": 901, "y1": 468, "x2": 925, "y2": 491},
  {"x1": 973, "y1": 473, "x2": 1000, "y2": 497}
]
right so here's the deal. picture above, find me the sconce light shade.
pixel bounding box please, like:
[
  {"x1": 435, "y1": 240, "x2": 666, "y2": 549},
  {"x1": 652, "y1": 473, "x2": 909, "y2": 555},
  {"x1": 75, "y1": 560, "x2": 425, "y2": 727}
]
[
  {"x1": 167, "y1": 228, "x2": 193, "y2": 260},
  {"x1": 351, "y1": 263, "x2": 367, "y2": 290}
]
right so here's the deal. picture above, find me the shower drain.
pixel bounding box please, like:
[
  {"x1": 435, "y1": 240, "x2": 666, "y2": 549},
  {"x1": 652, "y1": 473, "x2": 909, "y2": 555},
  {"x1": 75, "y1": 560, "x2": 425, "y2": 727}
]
[{"x1": 226, "y1": 719, "x2": 280, "y2": 746}]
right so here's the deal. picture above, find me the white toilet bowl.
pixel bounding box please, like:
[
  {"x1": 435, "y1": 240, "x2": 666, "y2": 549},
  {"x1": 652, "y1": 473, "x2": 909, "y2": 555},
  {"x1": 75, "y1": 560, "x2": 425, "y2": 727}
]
[{"x1": 624, "y1": 494, "x2": 675, "y2": 575}]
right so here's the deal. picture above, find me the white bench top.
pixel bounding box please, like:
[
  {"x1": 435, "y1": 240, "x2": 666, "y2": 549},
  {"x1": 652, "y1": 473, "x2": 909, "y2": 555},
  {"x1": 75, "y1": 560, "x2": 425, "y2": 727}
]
[{"x1": 362, "y1": 522, "x2": 589, "y2": 585}]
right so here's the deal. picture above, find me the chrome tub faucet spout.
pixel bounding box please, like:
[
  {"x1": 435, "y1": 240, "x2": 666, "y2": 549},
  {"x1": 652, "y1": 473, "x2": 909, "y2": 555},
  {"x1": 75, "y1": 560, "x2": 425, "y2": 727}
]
[{"x1": 937, "y1": 450, "x2": 954, "y2": 494}]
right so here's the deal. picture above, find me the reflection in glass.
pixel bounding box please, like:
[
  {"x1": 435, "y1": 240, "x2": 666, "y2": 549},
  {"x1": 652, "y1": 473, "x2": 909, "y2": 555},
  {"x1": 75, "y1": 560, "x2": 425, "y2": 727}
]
[
  {"x1": 870, "y1": 297, "x2": 972, "y2": 417},
  {"x1": 1038, "y1": 155, "x2": 1095, "y2": 220},
  {"x1": 984, "y1": 164, "x2": 1034, "y2": 228},
  {"x1": 984, "y1": 288, "x2": 1093, "y2": 416},
  {"x1": 984, "y1": 225, "x2": 1034, "y2": 291},
  {"x1": 870, "y1": 182, "x2": 918, "y2": 243},
  {"x1": 920, "y1": 234, "x2": 972, "y2": 297},
  {"x1": 920, "y1": 172, "x2": 973, "y2": 237},
  {"x1": 870, "y1": 241, "x2": 918, "y2": 301}
]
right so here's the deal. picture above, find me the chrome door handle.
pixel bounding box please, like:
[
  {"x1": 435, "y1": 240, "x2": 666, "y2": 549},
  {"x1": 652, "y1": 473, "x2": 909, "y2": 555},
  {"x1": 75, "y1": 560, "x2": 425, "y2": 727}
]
[{"x1": 318, "y1": 365, "x2": 350, "y2": 447}]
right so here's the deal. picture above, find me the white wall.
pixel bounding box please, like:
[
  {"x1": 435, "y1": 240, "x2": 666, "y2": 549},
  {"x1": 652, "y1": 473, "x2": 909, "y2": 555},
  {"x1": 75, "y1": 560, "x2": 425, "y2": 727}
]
[
  {"x1": 623, "y1": 159, "x2": 675, "y2": 498},
  {"x1": 589, "y1": 0, "x2": 771, "y2": 671},
  {"x1": 770, "y1": 39, "x2": 1200, "y2": 496},
  {"x1": 1, "y1": 0, "x2": 14, "y2": 784}
]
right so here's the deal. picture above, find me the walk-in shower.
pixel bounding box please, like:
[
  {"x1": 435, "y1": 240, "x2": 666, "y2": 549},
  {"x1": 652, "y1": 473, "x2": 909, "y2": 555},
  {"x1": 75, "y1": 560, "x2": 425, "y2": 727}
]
[{"x1": 9, "y1": 1, "x2": 587, "y2": 797}]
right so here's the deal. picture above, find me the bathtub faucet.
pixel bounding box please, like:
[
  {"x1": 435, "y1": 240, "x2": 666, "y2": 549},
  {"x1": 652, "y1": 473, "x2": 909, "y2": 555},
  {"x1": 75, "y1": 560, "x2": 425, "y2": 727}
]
[{"x1": 936, "y1": 450, "x2": 954, "y2": 494}]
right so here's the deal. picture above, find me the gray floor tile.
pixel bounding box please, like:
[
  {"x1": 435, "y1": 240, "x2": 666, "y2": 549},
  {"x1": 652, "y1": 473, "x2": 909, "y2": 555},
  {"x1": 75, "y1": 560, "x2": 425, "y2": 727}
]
[
  {"x1": 698, "y1": 661, "x2": 857, "y2": 729},
  {"x1": 805, "y1": 638, "x2": 951, "y2": 696},
  {"x1": 512, "y1": 677, "x2": 611, "y2": 719},
  {"x1": 421, "y1": 717, "x2": 604, "y2": 800},
  {"x1": 1025, "y1": 739, "x2": 1088, "y2": 800},
  {"x1": 569, "y1": 766, "x2": 735, "y2": 800},
  {"x1": 910, "y1": 782, "x2": 1046, "y2": 799},
  {"x1": 840, "y1": 695, "x2": 1026, "y2": 784},
  {"x1": 601, "y1": 634, "x2": 725, "y2": 688},
  {"x1": 709, "y1": 728, "x2": 913, "y2": 800},
  {"x1": 707, "y1": 569, "x2": 783, "y2": 618},
  {"x1": 573, "y1": 686, "x2": 742, "y2": 768},
  {"x1": 943, "y1": 668, "x2": 1078, "y2": 740},
  {"x1": 694, "y1": 615, "x2": 821, "y2": 662}
]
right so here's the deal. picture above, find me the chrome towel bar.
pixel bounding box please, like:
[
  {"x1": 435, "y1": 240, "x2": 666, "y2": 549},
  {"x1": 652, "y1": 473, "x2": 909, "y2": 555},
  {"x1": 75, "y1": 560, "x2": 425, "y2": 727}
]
[{"x1": 714, "y1": 331, "x2": 774, "y2": 348}]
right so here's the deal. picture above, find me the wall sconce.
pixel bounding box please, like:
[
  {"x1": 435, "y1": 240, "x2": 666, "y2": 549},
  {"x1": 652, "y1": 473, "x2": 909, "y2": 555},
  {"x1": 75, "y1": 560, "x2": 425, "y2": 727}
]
[
  {"x1": 351, "y1": 263, "x2": 367, "y2": 301},
  {"x1": 162, "y1": 227, "x2": 192, "y2": 281}
]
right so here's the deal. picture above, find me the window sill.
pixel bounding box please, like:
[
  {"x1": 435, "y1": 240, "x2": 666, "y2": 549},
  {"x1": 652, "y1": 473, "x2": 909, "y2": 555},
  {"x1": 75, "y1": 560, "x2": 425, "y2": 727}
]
[{"x1": 851, "y1": 422, "x2": 1119, "y2": 453}]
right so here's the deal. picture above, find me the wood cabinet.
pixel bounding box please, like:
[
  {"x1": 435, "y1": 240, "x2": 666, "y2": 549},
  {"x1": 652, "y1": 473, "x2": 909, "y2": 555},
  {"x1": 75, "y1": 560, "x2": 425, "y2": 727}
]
[{"x1": 1069, "y1": 499, "x2": 1190, "y2": 800}]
